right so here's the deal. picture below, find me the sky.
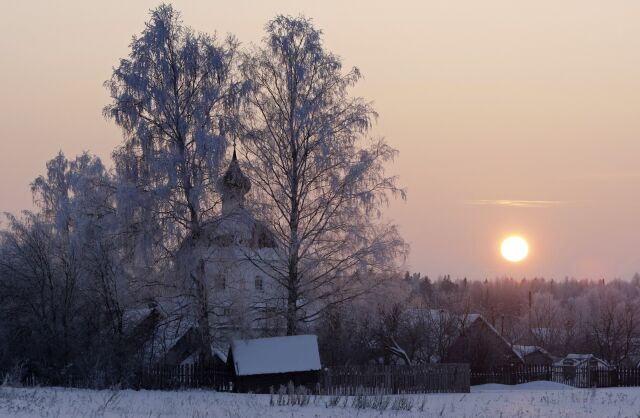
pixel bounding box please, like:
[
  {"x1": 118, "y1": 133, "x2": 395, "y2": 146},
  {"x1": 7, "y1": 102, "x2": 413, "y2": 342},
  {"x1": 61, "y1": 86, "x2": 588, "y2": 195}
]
[{"x1": 1, "y1": 0, "x2": 639, "y2": 280}]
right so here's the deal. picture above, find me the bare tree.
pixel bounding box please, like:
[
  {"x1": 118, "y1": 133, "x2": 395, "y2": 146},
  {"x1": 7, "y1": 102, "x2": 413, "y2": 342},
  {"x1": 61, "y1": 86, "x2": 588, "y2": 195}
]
[
  {"x1": 587, "y1": 287, "x2": 640, "y2": 365},
  {"x1": 0, "y1": 152, "x2": 122, "y2": 382},
  {"x1": 239, "y1": 15, "x2": 406, "y2": 335},
  {"x1": 0, "y1": 211, "x2": 64, "y2": 368}
]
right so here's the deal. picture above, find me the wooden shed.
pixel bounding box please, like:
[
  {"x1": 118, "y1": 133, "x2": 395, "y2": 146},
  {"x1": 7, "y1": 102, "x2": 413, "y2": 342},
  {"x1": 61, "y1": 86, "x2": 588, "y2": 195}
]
[
  {"x1": 227, "y1": 335, "x2": 321, "y2": 393},
  {"x1": 555, "y1": 353, "x2": 610, "y2": 369}
]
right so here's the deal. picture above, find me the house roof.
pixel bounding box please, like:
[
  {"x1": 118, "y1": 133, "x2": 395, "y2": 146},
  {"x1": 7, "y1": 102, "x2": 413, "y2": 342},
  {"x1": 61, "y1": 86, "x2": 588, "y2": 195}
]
[
  {"x1": 213, "y1": 347, "x2": 228, "y2": 364},
  {"x1": 405, "y1": 308, "x2": 523, "y2": 363},
  {"x1": 566, "y1": 353, "x2": 596, "y2": 360},
  {"x1": 513, "y1": 345, "x2": 551, "y2": 359},
  {"x1": 230, "y1": 335, "x2": 321, "y2": 376},
  {"x1": 180, "y1": 347, "x2": 228, "y2": 366},
  {"x1": 555, "y1": 353, "x2": 609, "y2": 368}
]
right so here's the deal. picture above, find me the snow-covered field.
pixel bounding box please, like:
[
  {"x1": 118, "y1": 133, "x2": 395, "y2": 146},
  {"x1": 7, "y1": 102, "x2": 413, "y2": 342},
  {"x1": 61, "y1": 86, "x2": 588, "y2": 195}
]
[{"x1": 1, "y1": 382, "x2": 639, "y2": 418}]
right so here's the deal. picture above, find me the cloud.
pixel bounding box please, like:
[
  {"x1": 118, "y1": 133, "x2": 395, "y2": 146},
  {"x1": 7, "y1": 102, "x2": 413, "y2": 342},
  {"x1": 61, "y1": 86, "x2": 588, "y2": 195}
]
[
  {"x1": 564, "y1": 172, "x2": 640, "y2": 180},
  {"x1": 463, "y1": 200, "x2": 566, "y2": 208}
]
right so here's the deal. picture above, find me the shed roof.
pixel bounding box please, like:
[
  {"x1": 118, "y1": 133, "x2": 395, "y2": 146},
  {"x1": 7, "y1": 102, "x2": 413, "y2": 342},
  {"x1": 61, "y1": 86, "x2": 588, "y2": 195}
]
[
  {"x1": 555, "y1": 353, "x2": 609, "y2": 368},
  {"x1": 230, "y1": 335, "x2": 321, "y2": 376}
]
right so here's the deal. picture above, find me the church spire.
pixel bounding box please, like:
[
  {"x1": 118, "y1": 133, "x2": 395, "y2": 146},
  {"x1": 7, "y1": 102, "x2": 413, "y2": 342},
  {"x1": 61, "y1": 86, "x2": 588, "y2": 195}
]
[{"x1": 220, "y1": 143, "x2": 250, "y2": 215}]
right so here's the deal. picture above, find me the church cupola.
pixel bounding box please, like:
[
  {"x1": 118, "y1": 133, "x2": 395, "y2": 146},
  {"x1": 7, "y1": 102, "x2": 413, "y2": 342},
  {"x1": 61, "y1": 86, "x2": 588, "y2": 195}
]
[{"x1": 220, "y1": 145, "x2": 251, "y2": 215}]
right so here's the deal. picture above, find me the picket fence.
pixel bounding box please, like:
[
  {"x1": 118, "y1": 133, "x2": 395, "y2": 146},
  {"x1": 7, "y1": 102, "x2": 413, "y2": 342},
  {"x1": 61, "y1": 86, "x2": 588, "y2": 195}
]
[
  {"x1": 136, "y1": 362, "x2": 470, "y2": 393},
  {"x1": 320, "y1": 364, "x2": 470, "y2": 394},
  {"x1": 139, "y1": 361, "x2": 230, "y2": 391},
  {"x1": 18, "y1": 362, "x2": 640, "y2": 392},
  {"x1": 471, "y1": 364, "x2": 640, "y2": 388}
]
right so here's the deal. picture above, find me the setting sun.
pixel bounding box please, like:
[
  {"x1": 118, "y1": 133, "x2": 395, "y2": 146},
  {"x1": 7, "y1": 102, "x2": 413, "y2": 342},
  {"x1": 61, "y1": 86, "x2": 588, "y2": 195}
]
[{"x1": 501, "y1": 236, "x2": 529, "y2": 263}]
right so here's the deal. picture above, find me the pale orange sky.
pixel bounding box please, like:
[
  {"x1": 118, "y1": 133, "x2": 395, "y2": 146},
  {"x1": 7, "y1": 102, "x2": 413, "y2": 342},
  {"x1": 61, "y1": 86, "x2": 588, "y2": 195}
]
[{"x1": 1, "y1": 0, "x2": 640, "y2": 280}]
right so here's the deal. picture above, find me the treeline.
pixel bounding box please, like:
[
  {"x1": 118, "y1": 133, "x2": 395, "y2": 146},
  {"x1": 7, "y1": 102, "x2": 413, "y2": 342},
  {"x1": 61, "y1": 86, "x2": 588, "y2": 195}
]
[{"x1": 316, "y1": 273, "x2": 640, "y2": 368}]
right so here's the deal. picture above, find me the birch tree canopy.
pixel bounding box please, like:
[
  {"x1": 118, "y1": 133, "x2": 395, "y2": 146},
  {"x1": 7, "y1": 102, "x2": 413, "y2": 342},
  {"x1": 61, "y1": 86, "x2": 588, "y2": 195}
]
[
  {"x1": 104, "y1": 4, "x2": 243, "y2": 250},
  {"x1": 104, "y1": 4, "x2": 245, "y2": 358},
  {"x1": 239, "y1": 15, "x2": 407, "y2": 335}
]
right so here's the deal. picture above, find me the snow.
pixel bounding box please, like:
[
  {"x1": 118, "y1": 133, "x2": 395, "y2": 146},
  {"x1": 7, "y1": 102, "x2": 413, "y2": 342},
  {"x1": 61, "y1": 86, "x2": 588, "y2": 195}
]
[
  {"x1": 472, "y1": 380, "x2": 573, "y2": 392},
  {"x1": 231, "y1": 335, "x2": 321, "y2": 376},
  {"x1": 513, "y1": 345, "x2": 539, "y2": 357},
  {"x1": 555, "y1": 353, "x2": 610, "y2": 368},
  {"x1": 512, "y1": 344, "x2": 551, "y2": 360},
  {"x1": 213, "y1": 348, "x2": 228, "y2": 364},
  {"x1": 2, "y1": 385, "x2": 640, "y2": 417}
]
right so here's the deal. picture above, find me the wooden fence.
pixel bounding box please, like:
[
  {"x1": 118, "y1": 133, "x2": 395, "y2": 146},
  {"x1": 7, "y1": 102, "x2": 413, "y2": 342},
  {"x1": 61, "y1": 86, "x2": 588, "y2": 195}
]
[
  {"x1": 471, "y1": 365, "x2": 640, "y2": 388},
  {"x1": 137, "y1": 363, "x2": 470, "y2": 394},
  {"x1": 21, "y1": 361, "x2": 640, "y2": 392},
  {"x1": 321, "y1": 364, "x2": 470, "y2": 394},
  {"x1": 139, "y1": 361, "x2": 230, "y2": 391}
]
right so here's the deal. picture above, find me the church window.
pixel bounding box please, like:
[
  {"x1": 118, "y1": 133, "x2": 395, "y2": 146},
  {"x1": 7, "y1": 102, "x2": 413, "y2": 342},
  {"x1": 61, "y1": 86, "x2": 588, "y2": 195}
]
[
  {"x1": 215, "y1": 273, "x2": 226, "y2": 290},
  {"x1": 255, "y1": 277, "x2": 264, "y2": 291}
]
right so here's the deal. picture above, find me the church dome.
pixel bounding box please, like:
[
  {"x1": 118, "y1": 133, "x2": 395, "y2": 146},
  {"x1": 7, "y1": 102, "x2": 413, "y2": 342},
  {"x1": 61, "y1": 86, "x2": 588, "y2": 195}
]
[
  {"x1": 180, "y1": 146, "x2": 277, "y2": 253},
  {"x1": 220, "y1": 148, "x2": 251, "y2": 198}
]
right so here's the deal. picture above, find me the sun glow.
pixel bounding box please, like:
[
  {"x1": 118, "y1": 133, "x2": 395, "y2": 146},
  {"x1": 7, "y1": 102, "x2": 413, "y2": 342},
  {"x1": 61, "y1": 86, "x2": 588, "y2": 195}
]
[{"x1": 501, "y1": 236, "x2": 529, "y2": 262}]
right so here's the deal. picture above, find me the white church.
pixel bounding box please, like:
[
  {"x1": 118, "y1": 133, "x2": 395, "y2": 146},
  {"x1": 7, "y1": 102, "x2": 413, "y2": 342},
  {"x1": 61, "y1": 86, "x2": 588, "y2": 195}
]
[{"x1": 139, "y1": 149, "x2": 287, "y2": 366}]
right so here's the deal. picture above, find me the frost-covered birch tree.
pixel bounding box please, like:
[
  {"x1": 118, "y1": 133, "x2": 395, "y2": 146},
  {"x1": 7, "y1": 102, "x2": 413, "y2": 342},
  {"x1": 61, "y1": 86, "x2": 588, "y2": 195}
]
[
  {"x1": 239, "y1": 15, "x2": 406, "y2": 335},
  {"x1": 104, "y1": 4, "x2": 243, "y2": 355}
]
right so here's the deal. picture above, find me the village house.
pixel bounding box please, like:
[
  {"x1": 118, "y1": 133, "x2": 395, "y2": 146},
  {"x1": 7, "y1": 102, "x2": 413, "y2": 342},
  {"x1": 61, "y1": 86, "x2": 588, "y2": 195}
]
[
  {"x1": 405, "y1": 309, "x2": 523, "y2": 371},
  {"x1": 444, "y1": 313, "x2": 523, "y2": 371},
  {"x1": 160, "y1": 327, "x2": 227, "y2": 369}
]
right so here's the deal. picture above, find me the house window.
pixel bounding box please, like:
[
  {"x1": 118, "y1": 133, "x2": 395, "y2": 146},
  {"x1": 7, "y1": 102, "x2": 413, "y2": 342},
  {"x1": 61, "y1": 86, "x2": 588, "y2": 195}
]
[
  {"x1": 255, "y1": 277, "x2": 264, "y2": 291},
  {"x1": 215, "y1": 274, "x2": 226, "y2": 290},
  {"x1": 223, "y1": 307, "x2": 231, "y2": 316}
]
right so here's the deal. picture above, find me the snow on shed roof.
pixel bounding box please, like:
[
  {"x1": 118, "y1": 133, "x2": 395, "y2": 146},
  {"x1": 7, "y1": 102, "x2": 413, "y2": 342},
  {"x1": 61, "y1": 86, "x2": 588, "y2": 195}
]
[
  {"x1": 555, "y1": 353, "x2": 609, "y2": 368},
  {"x1": 230, "y1": 335, "x2": 321, "y2": 376}
]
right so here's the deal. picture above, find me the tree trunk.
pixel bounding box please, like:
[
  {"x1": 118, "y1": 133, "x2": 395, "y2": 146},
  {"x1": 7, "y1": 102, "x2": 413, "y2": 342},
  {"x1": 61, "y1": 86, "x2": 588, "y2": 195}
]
[
  {"x1": 193, "y1": 258, "x2": 211, "y2": 361},
  {"x1": 286, "y1": 134, "x2": 300, "y2": 335},
  {"x1": 286, "y1": 277, "x2": 298, "y2": 335}
]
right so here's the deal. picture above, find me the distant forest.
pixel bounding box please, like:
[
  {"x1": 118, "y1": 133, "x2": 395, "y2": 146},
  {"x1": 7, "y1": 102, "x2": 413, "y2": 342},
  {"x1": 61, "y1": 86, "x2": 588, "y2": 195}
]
[{"x1": 318, "y1": 273, "x2": 640, "y2": 368}]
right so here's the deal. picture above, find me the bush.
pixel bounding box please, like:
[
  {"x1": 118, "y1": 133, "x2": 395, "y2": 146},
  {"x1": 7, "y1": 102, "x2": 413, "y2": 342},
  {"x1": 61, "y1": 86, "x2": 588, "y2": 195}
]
[{"x1": 1, "y1": 362, "x2": 26, "y2": 387}]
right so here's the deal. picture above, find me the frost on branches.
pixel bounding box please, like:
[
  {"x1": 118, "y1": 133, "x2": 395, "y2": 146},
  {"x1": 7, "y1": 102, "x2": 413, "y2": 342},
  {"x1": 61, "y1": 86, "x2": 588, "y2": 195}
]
[
  {"x1": 239, "y1": 15, "x2": 407, "y2": 334},
  {"x1": 104, "y1": 4, "x2": 244, "y2": 358}
]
